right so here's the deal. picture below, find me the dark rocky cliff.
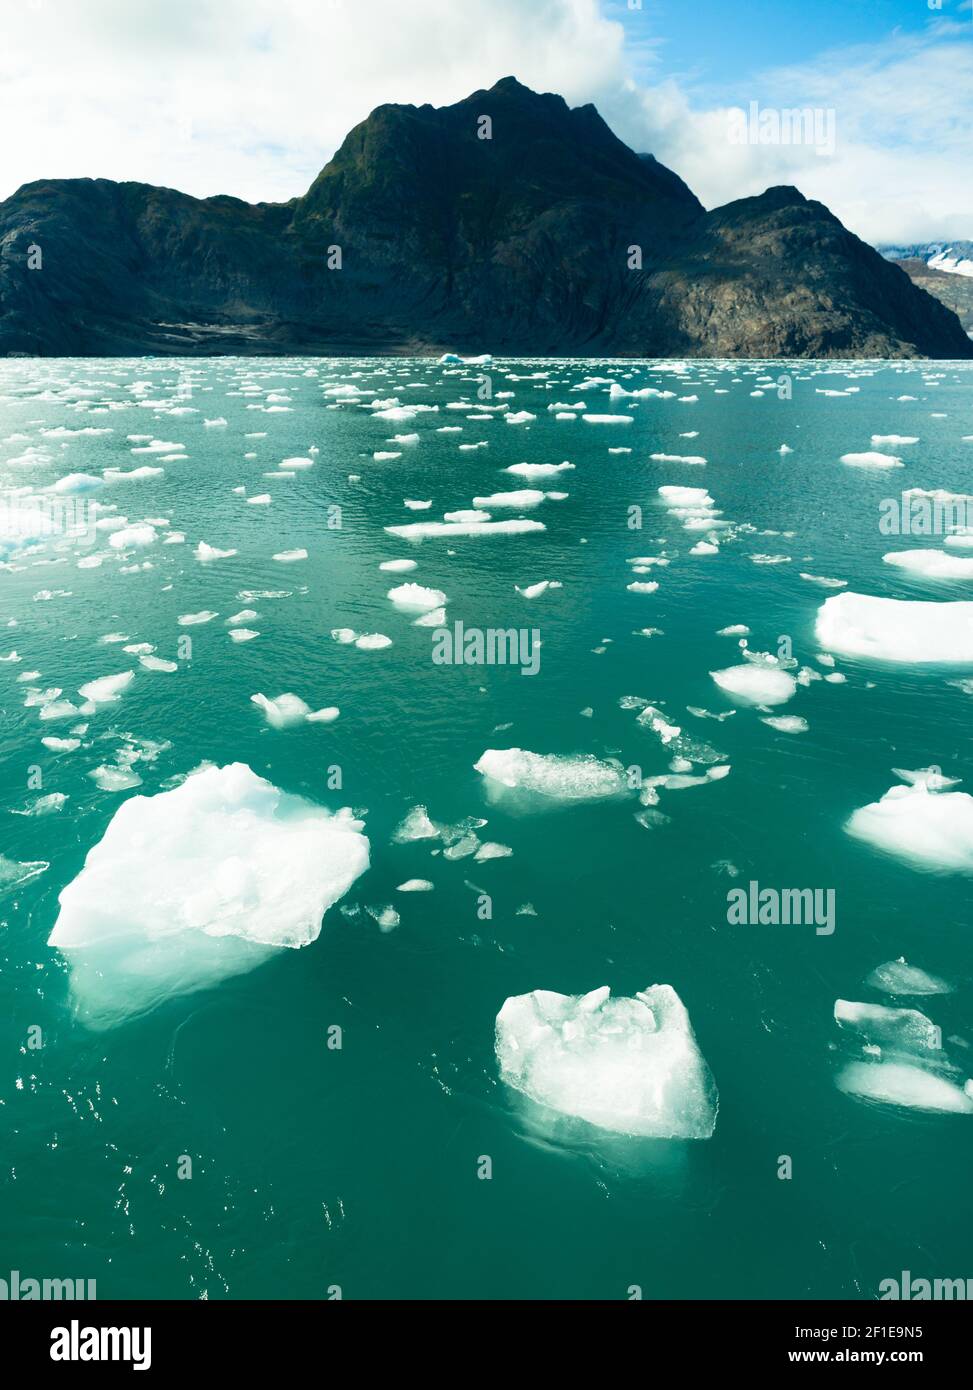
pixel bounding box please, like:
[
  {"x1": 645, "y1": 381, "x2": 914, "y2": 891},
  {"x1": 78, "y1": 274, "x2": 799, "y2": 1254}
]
[{"x1": 1, "y1": 77, "x2": 969, "y2": 359}]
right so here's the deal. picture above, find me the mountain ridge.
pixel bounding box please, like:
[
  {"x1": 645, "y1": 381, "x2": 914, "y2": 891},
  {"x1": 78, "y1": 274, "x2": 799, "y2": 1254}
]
[{"x1": 1, "y1": 77, "x2": 969, "y2": 359}]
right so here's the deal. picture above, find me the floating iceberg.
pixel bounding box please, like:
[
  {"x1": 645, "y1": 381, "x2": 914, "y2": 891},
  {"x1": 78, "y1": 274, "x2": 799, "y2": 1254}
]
[
  {"x1": 834, "y1": 999, "x2": 941, "y2": 1051},
  {"x1": 495, "y1": 984, "x2": 718, "y2": 1139},
  {"x1": 866, "y1": 958, "x2": 951, "y2": 996},
  {"x1": 387, "y1": 583, "x2": 446, "y2": 612},
  {"x1": 710, "y1": 662, "x2": 796, "y2": 706},
  {"x1": 251, "y1": 693, "x2": 339, "y2": 728},
  {"x1": 816, "y1": 592, "x2": 973, "y2": 663},
  {"x1": 883, "y1": 550, "x2": 973, "y2": 581},
  {"x1": 846, "y1": 771, "x2": 973, "y2": 872},
  {"x1": 78, "y1": 672, "x2": 134, "y2": 706},
  {"x1": 836, "y1": 1062, "x2": 972, "y2": 1114},
  {"x1": 48, "y1": 763, "x2": 369, "y2": 1028},
  {"x1": 505, "y1": 461, "x2": 574, "y2": 480},
  {"x1": 840, "y1": 451, "x2": 903, "y2": 469},
  {"x1": 385, "y1": 518, "x2": 545, "y2": 540},
  {"x1": 475, "y1": 748, "x2": 628, "y2": 802}
]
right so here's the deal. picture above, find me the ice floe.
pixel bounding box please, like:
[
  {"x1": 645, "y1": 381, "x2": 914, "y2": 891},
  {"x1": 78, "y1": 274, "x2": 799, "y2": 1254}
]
[
  {"x1": 251, "y1": 693, "x2": 339, "y2": 728},
  {"x1": 846, "y1": 769, "x2": 973, "y2": 872},
  {"x1": 711, "y1": 659, "x2": 796, "y2": 706},
  {"x1": 386, "y1": 583, "x2": 446, "y2": 613},
  {"x1": 883, "y1": 550, "x2": 973, "y2": 581},
  {"x1": 495, "y1": 984, "x2": 718, "y2": 1139},
  {"x1": 836, "y1": 1062, "x2": 972, "y2": 1113},
  {"x1": 48, "y1": 763, "x2": 369, "y2": 1027},
  {"x1": 840, "y1": 451, "x2": 903, "y2": 469},
  {"x1": 866, "y1": 958, "x2": 952, "y2": 997},
  {"x1": 475, "y1": 748, "x2": 628, "y2": 802},
  {"x1": 817, "y1": 592, "x2": 973, "y2": 663}
]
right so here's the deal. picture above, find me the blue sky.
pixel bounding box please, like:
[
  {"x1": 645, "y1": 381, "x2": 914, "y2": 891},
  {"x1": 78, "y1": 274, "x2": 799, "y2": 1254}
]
[
  {"x1": 0, "y1": 0, "x2": 970, "y2": 243},
  {"x1": 610, "y1": 0, "x2": 971, "y2": 92}
]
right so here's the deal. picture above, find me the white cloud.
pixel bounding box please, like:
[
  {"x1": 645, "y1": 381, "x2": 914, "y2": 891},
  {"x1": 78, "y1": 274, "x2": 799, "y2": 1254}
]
[
  {"x1": 0, "y1": 0, "x2": 969, "y2": 245},
  {"x1": 0, "y1": 0, "x2": 626, "y2": 203},
  {"x1": 590, "y1": 21, "x2": 973, "y2": 243}
]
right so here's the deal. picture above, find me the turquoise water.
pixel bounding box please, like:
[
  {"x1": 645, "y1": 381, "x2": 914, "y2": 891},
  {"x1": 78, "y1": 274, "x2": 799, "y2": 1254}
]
[{"x1": 2, "y1": 355, "x2": 973, "y2": 1300}]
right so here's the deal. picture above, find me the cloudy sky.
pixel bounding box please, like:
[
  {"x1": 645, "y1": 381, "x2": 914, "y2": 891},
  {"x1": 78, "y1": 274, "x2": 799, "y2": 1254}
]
[{"x1": 1, "y1": 0, "x2": 970, "y2": 244}]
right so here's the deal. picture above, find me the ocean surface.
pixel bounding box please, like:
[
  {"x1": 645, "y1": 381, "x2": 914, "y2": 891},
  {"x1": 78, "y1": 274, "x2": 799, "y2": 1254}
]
[{"x1": 2, "y1": 354, "x2": 972, "y2": 1301}]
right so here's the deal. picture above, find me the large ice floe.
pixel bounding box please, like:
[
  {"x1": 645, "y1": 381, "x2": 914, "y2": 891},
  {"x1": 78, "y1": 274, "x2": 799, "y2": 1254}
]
[
  {"x1": 846, "y1": 768, "x2": 973, "y2": 872},
  {"x1": 883, "y1": 550, "x2": 973, "y2": 581},
  {"x1": 816, "y1": 592, "x2": 973, "y2": 662},
  {"x1": 47, "y1": 764, "x2": 369, "y2": 1028},
  {"x1": 474, "y1": 748, "x2": 628, "y2": 804},
  {"x1": 495, "y1": 984, "x2": 718, "y2": 1138}
]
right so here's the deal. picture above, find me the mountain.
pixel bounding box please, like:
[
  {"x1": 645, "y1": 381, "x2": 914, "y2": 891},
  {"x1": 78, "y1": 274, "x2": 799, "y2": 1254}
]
[
  {"x1": 1, "y1": 77, "x2": 970, "y2": 359},
  {"x1": 880, "y1": 241, "x2": 973, "y2": 278},
  {"x1": 886, "y1": 260, "x2": 973, "y2": 337}
]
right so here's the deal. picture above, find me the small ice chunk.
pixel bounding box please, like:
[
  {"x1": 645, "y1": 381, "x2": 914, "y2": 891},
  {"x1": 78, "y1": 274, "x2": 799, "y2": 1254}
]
[
  {"x1": 867, "y1": 956, "x2": 950, "y2": 1000},
  {"x1": 0, "y1": 854, "x2": 49, "y2": 892},
  {"x1": 495, "y1": 984, "x2": 718, "y2": 1138},
  {"x1": 251, "y1": 693, "x2": 339, "y2": 728},
  {"x1": 89, "y1": 764, "x2": 143, "y2": 792},
  {"x1": 393, "y1": 805, "x2": 441, "y2": 842},
  {"x1": 834, "y1": 999, "x2": 941, "y2": 1051},
  {"x1": 760, "y1": 715, "x2": 808, "y2": 733},
  {"x1": 78, "y1": 672, "x2": 134, "y2": 706},
  {"x1": 515, "y1": 580, "x2": 561, "y2": 599},
  {"x1": 840, "y1": 451, "x2": 903, "y2": 469},
  {"x1": 387, "y1": 583, "x2": 446, "y2": 613},
  {"x1": 385, "y1": 518, "x2": 545, "y2": 540},
  {"x1": 474, "y1": 842, "x2": 513, "y2": 861},
  {"x1": 396, "y1": 879, "x2": 434, "y2": 892},
  {"x1": 474, "y1": 748, "x2": 627, "y2": 802},
  {"x1": 195, "y1": 542, "x2": 237, "y2": 563},
  {"x1": 710, "y1": 663, "x2": 796, "y2": 706},
  {"x1": 836, "y1": 1062, "x2": 972, "y2": 1113},
  {"x1": 472, "y1": 489, "x2": 549, "y2": 510},
  {"x1": 866, "y1": 958, "x2": 951, "y2": 997},
  {"x1": 366, "y1": 904, "x2": 400, "y2": 932},
  {"x1": 505, "y1": 461, "x2": 574, "y2": 480},
  {"x1": 110, "y1": 523, "x2": 157, "y2": 550}
]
